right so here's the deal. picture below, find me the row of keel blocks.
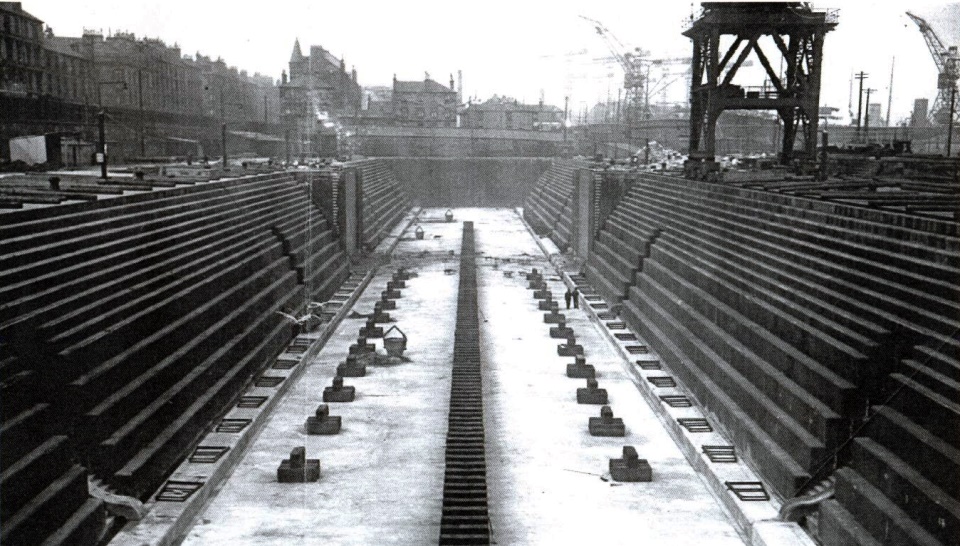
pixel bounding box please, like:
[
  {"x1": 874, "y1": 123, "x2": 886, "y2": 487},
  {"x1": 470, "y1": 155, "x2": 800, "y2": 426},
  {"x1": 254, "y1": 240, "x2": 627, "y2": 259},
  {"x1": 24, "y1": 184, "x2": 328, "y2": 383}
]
[{"x1": 549, "y1": 275, "x2": 651, "y2": 484}]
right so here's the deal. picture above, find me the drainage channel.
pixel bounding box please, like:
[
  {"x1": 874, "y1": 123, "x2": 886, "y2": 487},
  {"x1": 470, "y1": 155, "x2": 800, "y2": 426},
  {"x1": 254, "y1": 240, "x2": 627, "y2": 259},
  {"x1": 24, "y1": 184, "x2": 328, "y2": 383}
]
[{"x1": 439, "y1": 220, "x2": 491, "y2": 545}]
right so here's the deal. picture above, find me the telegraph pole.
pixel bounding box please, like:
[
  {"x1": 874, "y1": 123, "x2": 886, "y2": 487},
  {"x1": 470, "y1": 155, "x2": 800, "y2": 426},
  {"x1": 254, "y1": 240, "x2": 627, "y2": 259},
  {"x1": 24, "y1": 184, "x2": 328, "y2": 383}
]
[
  {"x1": 864, "y1": 88, "x2": 875, "y2": 142},
  {"x1": 854, "y1": 71, "x2": 868, "y2": 134}
]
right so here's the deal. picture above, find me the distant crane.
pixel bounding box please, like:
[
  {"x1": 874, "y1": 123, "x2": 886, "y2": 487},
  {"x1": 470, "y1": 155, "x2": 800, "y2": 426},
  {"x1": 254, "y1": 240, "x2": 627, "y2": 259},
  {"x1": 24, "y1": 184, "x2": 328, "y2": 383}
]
[
  {"x1": 906, "y1": 11, "x2": 960, "y2": 125},
  {"x1": 579, "y1": 15, "x2": 649, "y2": 121}
]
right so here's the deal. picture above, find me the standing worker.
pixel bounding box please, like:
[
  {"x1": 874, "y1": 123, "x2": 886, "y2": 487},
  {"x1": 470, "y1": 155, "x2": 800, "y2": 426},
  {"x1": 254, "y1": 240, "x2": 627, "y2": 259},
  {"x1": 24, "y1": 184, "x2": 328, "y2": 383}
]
[
  {"x1": 564, "y1": 289, "x2": 572, "y2": 309},
  {"x1": 572, "y1": 287, "x2": 580, "y2": 308}
]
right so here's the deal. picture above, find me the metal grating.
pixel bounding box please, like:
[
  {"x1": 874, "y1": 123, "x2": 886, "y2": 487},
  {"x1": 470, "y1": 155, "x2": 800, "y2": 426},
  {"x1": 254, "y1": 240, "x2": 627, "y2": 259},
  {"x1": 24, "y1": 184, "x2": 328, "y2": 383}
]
[
  {"x1": 237, "y1": 395, "x2": 267, "y2": 408},
  {"x1": 702, "y1": 445, "x2": 738, "y2": 463},
  {"x1": 726, "y1": 481, "x2": 770, "y2": 501},
  {"x1": 647, "y1": 376, "x2": 677, "y2": 388},
  {"x1": 255, "y1": 376, "x2": 284, "y2": 388},
  {"x1": 605, "y1": 321, "x2": 626, "y2": 329},
  {"x1": 659, "y1": 394, "x2": 692, "y2": 408},
  {"x1": 614, "y1": 332, "x2": 637, "y2": 341},
  {"x1": 625, "y1": 345, "x2": 649, "y2": 354},
  {"x1": 596, "y1": 312, "x2": 617, "y2": 320},
  {"x1": 677, "y1": 417, "x2": 713, "y2": 433},
  {"x1": 439, "y1": 222, "x2": 490, "y2": 545},
  {"x1": 215, "y1": 418, "x2": 252, "y2": 433},
  {"x1": 272, "y1": 358, "x2": 299, "y2": 370},
  {"x1": 637, "y1": 360, "x2": 662, "y2": 370},
  {"x1": 156, "y1": 480, "x2": 204, "y2": 502},
  {"x1": 189, "y1": 445, "x2": 229, "y2": 464}
]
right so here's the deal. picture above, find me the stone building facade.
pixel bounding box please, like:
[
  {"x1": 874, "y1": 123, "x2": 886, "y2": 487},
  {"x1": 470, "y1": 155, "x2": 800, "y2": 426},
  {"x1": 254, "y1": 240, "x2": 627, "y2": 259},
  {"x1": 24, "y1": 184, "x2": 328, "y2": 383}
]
[{"x1": 0, "y1": 2, "x2": 282, "y2": 162}]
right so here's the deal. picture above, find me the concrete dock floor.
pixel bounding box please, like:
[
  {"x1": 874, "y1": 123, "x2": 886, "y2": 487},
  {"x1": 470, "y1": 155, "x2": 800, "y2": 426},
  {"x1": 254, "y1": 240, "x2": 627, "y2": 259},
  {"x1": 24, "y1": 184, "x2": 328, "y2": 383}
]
[{"x1": 181, "y1": 207, "x2": 746, "y2": 545}]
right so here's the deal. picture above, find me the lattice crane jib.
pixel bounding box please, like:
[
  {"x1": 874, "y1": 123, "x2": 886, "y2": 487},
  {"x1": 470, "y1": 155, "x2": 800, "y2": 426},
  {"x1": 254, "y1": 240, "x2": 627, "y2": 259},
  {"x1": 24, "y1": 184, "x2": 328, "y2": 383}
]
[
  {"x1": 906, "y1": 11, "x2": 960, "y2": 125},
  {"x1": 579, "y1": 15, "x2": 650, "y2": 121},
  {"x1": 684, "y1": 2, "x2": 837, "y2": 166}
]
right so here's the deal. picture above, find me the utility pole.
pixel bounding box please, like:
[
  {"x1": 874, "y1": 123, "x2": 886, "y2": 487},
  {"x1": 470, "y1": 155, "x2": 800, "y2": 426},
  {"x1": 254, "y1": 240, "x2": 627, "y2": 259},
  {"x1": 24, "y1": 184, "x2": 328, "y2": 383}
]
[
  {"x1": 885, "y1": 57, "x2": 895, "y2": 127},
  {"x1": 855, "y1": 71, "x2": 868, "y2": 132}
]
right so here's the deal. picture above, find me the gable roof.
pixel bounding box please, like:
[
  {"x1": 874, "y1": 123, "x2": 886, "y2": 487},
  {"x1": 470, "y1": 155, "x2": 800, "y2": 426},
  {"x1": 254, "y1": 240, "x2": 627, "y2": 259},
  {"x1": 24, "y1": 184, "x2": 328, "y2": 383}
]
[{"x1": 394, "y1": 78, "x2": 453, "y2": 94}]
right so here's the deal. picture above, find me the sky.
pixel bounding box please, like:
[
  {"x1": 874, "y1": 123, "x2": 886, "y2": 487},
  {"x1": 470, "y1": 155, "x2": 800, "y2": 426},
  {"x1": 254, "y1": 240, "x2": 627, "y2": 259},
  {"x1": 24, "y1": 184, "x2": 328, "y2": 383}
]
[{"x1": 26, "y1": 1, "x2": 960, "y2": 125}]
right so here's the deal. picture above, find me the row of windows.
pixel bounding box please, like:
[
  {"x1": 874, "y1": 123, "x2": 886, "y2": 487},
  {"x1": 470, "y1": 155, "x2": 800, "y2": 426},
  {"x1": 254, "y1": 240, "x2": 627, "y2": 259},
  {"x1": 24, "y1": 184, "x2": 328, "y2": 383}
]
[
  {"x1": 1, "y1": 37, "x2": 42, "y2": 66},
  {"x1": 1, "y1": 12, "x2": 41, "y2": 40}
]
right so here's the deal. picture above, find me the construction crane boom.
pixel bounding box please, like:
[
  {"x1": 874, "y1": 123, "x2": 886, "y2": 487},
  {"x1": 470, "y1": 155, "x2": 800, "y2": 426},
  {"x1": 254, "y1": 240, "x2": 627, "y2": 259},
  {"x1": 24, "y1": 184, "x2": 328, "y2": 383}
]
[
  {"x1": 578, "y1": 15, "x2": 631, "y2": 75},
  {"x1": 906, "y1": 10, "x2": 960, "y2": 125},
  {"x1": 906, "y1": 11, "x2": 948, "y2": 73}
]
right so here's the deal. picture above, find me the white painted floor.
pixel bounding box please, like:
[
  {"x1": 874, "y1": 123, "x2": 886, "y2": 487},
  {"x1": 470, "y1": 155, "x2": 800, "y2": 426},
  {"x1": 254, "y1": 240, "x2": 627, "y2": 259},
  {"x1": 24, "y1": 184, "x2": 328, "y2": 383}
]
[{"x1": 181, "y1": 207, "x2": 745, "y2": 545}]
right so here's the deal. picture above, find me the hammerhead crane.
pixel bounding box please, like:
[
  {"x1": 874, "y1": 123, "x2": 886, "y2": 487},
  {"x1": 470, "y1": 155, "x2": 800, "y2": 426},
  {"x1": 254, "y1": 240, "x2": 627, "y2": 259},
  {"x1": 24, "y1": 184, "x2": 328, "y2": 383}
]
[{"x1": 906, "y1": 11, "x2": 960, "y2": 125}]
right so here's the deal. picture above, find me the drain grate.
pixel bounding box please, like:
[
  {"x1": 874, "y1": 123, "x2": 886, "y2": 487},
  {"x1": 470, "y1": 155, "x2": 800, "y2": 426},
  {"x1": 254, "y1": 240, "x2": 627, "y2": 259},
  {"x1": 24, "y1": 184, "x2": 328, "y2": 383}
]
[
  {"x1": 614, "y1": 332, "x2": 637, "y2": 341},
  {"x1": 215, "y1": 418, "x2": 252, "y2": 433},
  {"x1": 439, "y1": 222, "x2": 490, "y2": 545},
  {"x1": 156, "y1": 480, "x2": 203, "y2": 502},
  {"x1": 625, "y1": 345, "x2": 649, "y2": 354},
  {"x1": 272, "y1": 358, "x2": 299, "y2": 370},
  {"x1": 237, "y1": 395, "x2": 267, "y2": 408},
  {"x1": 605, "y1": 321, "x2": 626, "y2": 329},
  {"x1": 659, "y1": 394, "x2": 692, "y2": 408},
  {"x1": 255, "y1": 376, "x2": 284, "y2": 388},
  {"x1": 637, "y1": 360, "x2": 662, "y2": 370},
  {"x1": 189, "y1": 445, "x2": 229, "y2": 464},
  {"x1": 647, "y1": 376, "x2": 677, "y2": 388},
  {"x1": 702, "y1": 445, "x2": 738, "y2": 463},
  {"x1": 596, "y1": 312, "x2": 617, "y2": 320},
  {"x1": 726, "y1": 481, "x2": 770, "y2": 501},
  {"x1": 677, "y1": 417, "x2": 713, "y2": 433}
]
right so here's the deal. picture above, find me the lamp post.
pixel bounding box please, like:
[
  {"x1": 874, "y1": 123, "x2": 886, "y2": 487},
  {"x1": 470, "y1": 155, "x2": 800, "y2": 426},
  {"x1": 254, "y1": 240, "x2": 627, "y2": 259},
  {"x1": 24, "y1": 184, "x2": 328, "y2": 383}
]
[
  {"x1": 97, "y1": 80, "x2": 127, "y2": 179},
  {"x1": 207, "y1": 84, "x2": 243, "y2": 168}
]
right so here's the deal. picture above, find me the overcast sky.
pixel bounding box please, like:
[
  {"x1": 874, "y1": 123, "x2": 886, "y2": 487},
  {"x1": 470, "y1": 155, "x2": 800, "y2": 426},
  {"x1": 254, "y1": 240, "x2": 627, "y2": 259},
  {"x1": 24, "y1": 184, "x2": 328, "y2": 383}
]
[{"x1": 27, "y1": 1, "x2": 960, "y2": 124}]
